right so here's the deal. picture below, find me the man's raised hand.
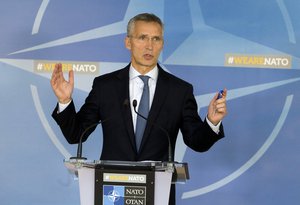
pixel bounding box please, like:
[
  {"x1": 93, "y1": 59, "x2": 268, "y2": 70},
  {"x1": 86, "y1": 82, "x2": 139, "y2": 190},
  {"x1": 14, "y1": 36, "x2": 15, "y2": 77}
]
[{"x1": 50, "y1": 63, "x2": 74, "y2": 104}]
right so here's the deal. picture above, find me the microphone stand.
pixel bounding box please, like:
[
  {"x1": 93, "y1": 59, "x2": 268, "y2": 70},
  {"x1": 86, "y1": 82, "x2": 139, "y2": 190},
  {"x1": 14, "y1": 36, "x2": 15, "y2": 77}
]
[
  {"x1": 70, "y1": 122, "x2": 101, "y2": 160},
  {"x1": 133, "y1": 100, "x2": 173, "y2": 163}
]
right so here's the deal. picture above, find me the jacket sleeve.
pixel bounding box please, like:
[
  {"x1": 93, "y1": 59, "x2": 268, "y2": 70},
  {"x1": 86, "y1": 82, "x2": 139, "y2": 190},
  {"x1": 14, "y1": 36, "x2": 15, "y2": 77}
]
[{"x1": 180, "y1": 85, "x2": 225, "y2": 152}]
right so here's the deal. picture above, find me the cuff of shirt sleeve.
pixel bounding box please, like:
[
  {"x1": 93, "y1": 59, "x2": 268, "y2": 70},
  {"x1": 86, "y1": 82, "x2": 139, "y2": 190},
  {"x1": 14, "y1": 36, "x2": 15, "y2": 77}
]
[
  {"x1": 58, "y1": 100, "x2": 72, "y2": 113},
  {"x1": 206, "y1": 116, "x2": 221, "y2": 134}
]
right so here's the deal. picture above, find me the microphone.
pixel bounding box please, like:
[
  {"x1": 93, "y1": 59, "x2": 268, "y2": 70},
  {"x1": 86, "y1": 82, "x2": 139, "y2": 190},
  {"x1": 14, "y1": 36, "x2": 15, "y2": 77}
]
[
  {"x1": 70, "y1": 99, "x2": 129, "y2": 160},
  {"x1": 132, "y1": 99, "x2": 173, "y2": 162},
  {"x1": 70, "y1": 121, "x2": 101, "y2": 160}
]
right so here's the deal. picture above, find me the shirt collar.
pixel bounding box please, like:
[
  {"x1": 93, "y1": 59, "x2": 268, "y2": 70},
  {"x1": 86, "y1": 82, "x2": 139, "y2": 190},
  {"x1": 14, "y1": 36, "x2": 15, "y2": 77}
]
[{"x1": 129, "y1": 64, "x2": 158, "y2": 81}]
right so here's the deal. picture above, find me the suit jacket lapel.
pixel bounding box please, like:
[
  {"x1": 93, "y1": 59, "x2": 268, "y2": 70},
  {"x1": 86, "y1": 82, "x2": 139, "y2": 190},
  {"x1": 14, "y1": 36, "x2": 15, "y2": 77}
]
[
  {"x1": 139, "y1": 65, "x2": 169, "y2": 151},
  {"x1": 115, "y1": 65, "x2": 137, "y2": 152}
]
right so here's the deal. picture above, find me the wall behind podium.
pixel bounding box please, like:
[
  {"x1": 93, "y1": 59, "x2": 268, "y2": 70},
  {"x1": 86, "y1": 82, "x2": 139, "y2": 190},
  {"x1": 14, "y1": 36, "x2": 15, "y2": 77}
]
[{"x1": 0, "y1": 1, "x2": 299, "y2": 204}]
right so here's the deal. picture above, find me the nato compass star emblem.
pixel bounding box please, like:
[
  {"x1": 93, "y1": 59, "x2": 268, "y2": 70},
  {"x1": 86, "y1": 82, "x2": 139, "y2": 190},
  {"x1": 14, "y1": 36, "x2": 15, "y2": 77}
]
[
  {"x1": 107, "y1": 190, "x2": 121, "y2": 203},
  {"x1": 103, "y1": 185, "x2": 125, "y2": 205}
]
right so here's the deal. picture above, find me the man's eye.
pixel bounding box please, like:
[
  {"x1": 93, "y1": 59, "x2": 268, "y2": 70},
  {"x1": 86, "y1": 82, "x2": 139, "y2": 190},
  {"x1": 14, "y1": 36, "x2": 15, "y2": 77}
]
[
  {"x1": 153, "y1": 37, "x2": 161, "y2": 42},
  {"x1": 139, "y1": 36, "x2": 146, "y2": 40}
]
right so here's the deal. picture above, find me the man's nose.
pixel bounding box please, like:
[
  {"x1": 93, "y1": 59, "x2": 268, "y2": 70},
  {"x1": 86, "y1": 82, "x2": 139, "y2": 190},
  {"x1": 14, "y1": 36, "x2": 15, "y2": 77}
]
[{"x1": 145, "y1": 38, "x2": 153, "y2": 49}]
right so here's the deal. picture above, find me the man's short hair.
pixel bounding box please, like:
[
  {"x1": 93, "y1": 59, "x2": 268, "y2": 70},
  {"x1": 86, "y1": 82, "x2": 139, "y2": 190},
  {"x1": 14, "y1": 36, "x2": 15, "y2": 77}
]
[{"x1": 127, "y1": 13, "x2": 164, "y2": 36}]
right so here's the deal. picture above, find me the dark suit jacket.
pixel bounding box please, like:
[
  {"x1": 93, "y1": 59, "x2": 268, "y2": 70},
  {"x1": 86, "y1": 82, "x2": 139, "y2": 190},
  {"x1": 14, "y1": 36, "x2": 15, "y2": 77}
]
[{"x1": 52, "y1": 63, "x2": 224, "y2": 204}]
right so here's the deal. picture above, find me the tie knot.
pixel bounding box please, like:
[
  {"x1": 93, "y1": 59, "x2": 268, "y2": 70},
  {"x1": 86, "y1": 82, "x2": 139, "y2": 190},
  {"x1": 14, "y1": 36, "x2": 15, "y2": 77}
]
[{"x1": 139, "y1": 75, "x2": 150, "y2": 86}]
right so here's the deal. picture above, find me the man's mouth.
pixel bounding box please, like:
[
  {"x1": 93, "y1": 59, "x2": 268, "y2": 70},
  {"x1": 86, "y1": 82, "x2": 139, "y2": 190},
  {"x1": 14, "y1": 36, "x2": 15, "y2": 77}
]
[{"x1": 144, "y1": 54, "x2": 153, "y2": 60}]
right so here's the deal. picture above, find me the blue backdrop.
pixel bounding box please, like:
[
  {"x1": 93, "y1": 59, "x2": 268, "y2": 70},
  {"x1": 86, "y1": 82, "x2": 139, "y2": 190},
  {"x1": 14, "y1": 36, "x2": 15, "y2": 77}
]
[{"x1": 0, "y1": 0, "x2": 299, "y2": 204}]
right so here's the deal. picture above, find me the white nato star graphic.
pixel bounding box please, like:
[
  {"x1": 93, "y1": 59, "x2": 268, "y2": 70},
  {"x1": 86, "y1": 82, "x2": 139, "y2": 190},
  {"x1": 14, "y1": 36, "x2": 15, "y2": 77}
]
[{"x1": 108, "y1": 190, "x2": 121, "y2": 202}]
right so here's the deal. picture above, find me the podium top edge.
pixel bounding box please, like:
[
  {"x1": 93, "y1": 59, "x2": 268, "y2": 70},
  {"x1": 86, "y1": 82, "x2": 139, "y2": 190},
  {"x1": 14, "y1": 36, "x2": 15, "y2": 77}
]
[
  {"x1": 64, "y1": 159, "x2": 188, "y2": 168},
  {"x1": 64, "y1": 159, "x2": 190, "y2": 182}
]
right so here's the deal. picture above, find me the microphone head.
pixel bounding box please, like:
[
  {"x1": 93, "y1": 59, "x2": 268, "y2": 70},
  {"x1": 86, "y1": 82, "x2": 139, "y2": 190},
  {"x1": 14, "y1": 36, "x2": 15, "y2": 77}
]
[{"x1": 133, "y1": 99, "x2": 137, "y2": 108}]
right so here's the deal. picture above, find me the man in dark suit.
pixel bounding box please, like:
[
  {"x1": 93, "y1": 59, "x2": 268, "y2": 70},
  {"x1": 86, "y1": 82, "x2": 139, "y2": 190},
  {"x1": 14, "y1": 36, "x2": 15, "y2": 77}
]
[{"x1": 51, "y1": 13, "x2": 227, "y2": 205}]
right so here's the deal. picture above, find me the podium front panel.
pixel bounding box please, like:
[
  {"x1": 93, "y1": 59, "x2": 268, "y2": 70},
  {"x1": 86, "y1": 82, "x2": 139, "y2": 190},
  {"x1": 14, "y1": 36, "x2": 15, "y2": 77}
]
[{"x1": 94, "y1": 165, "x2": 155, "y2": 205}]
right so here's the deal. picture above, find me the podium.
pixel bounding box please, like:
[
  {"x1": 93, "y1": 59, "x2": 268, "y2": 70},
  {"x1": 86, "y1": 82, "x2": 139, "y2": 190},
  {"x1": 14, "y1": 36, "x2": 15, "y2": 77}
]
[{"x1": 64, "y1": 159, "x2": 189, "y2": 205}]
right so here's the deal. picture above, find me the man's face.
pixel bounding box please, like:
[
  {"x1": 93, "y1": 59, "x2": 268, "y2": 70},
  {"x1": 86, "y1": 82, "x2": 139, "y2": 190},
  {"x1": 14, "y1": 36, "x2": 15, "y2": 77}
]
[{"x1": 125, "y1": 21, "x2": 164, "y2": 74}]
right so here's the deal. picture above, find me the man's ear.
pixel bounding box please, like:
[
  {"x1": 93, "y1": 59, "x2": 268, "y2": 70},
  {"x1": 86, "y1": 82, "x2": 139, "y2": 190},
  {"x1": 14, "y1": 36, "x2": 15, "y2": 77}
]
[{"x1": 125, "y1": 37, "x2": 131, "y2": 50}]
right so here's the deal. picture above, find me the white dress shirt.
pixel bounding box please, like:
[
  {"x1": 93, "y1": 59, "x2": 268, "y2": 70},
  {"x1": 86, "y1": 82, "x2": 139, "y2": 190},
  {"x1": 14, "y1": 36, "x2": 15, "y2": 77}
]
[{"x1": 129, "y1": 65, "x2": 158, "y2": 132}]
